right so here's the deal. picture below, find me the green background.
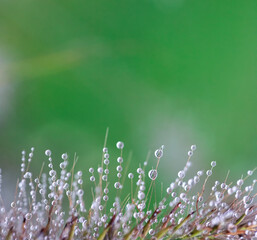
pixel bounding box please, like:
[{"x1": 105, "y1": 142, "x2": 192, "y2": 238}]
[{"x1": 0, "y1": 0, "x2": 256, "y2": 203}]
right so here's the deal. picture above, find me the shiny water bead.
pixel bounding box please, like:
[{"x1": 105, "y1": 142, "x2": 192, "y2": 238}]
[
  {"x1": 191, "y1": 145, "x2": 196, "y2": 151},
  {"x1": 25, "y1": 213, "x2": 32, "y2": 220},
  {"x1": 227, "y1": 223, "x2": 237, "y2": 233},
  {"x1": 89, "y1": 168, "x2": 94, "y2": 173},
  {"x1": 114, "y1": 182, "x2": 121, "y2": 189},
  {"x1": 128, "y1": 173, "x2": 134, "y2": 179},
  {"x1": 104, "y1": 188, "x2": 109, "y2": 194},
  {"x1": 45, "y1": 150, "x2": 51, "y2": 157},
  {"x1": 24, "y1": 172, "x2": 32, "y2": 178},
  {"x1": 178, "y1": 170, "x2": 185, "y2": 179},
  {"x1": 63, "y1": 183, "x2": 69, "y2": 190},
  {"x1": 49, "y1": 170, "x2": 56, "y2": 177},
  {"x1": 211, "y1": 161, "x2": 216, "y2": 167},
  {"x1": 102, "y1": 175, "x2": 107, "y2": 181},
  {"x1": 104, "y1": 169, "x2": 109, "y2": 174},
  {"x1": 61, "y1": 153, "x2": 68, "y2": 160},
  {"x1": 247, "y1": 170, "x2": 253, "y2": 176},
  {"x1": 180, "y1": 193, "x2": 186, "y2": 199},
  {"x1": 215, "y1": 192, "x2": 224, "y2": 202},
  {"x1": 117, "y1": 157, "x2": 123, "y2": 163},
  {"x1": 188, "y1": 151, "x2": 193, "y2": 157},
  {"x1": 245, "y1": 207, "x2": 253, "y2": 216},
  {"x1": 77, "y1": 189, "x2": 84, "y2": 196},
  {"x1": 116, "y1": 166, "x2": 122, "y2": 172},
  {"x1": 138, "y1": 191, "x2": 145, "y2": 200},
  {"x1": 148, "y1": 228, "x2": 155, "y2": 235},
  {"x1": 103, "y1": 147, "x2": 108, "y2": 153},
  {"x1": 206, "y1": 170, "x2": 212, "y2": 176},
  {"x1": 97, "y1": 167, "x2": 103, "y2": 173},
  {"x1": 148, "y1": 169, "x2": 158, "y2": 180},
  {"x1": 237, "y1": 179, "x2": 244, "y2": 186},
  {"x1": 104, "y1": 159, "x2": 109, "y2": 165},
  {"x1": 154, "y1": 149, "x2": 163, "y2": 158},
  {"x1": 78, "y1": 179, "x2": 83, "y2": 185},
  {"x1": 194, "y1": 176, "x2": 200, "y2": 183},
  {"x1": 243, "y1": 196, "x2": 253, "y2": 205},
  {"x1": 90, "y1": 176, "x2": 95, "y2": 182},
  {"x1": 116, "y1": 141, "x2": 124, "y2": 149}
]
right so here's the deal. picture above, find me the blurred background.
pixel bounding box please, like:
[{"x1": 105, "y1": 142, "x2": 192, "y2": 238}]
[{"x1": 0, "y1": 0, "x2": 256, "y2": 204}]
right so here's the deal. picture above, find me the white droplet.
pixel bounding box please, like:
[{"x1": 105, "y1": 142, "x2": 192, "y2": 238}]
[
  {"x1": 25, "y1": 213, "x2": 32, "y2": 220},
  {"x1": 138, "y1": 191, "x2": 145, "y2": 200},
  {"x1": 228, "y1": 223, "x2": 237, "y2": 233},
  {"x1": 191, "y1": 145, "x2": 196, "y2": 151},
  {"x1": 154, "y1": 149, "x2": 163, "y2": 158},
  {"x1": 116, "y1": 141, "x2": 124, "y2": 149},
  {"x1": 211, "y1": 161, "x2": 216, "y2": 167},
  {"x1": 148, "y1": 169, "x2": 158, "y2": 180},
  {"x1": 114, "y1": 182, "x2": 121, "y2": 189},
  {"x1": 188, "y1": 151, "x2": 193, "y2": 157},
  {"x1": 45, "y1": 150, "x2": 51, "y2": 157},
  {"x1": 24, "y1": 172, "x2": 32, "y2": 179},
  {"x1": 178, "y1": 171, "x2": 185, "y2": 179},
  {"x1": 128, "y1": 173, "x2": 134, "y2": 179},
  {"x1": 237, "y1": 179, "x2": 244, "y2": 186}
]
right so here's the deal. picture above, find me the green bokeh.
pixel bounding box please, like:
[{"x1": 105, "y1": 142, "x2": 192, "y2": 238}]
[{"x1": 0, "y1": 0, "x2": 256, "y2": 203}]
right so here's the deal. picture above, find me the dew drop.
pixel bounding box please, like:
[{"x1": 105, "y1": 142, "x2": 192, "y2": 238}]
[
  {"x1": 178, "y1": 170, "x2": 185, "y2": 179},
  {"x1": 116, "y1": 141, "x2": 124, "y2": 149},
  {"x1": 211, "y1": 161, "x2": 216, "y2": 167},
  {"x1": 154, "y1": 149, "x2": 163, "y2": 158},
  {"x1": 45, "y1": 150, "x2": 51, "y2": 157},
  {"x1": 148, "y1": 169, "x2": 158, "y2": 180},
  {"x1": 228, "y1": 223, "x2": 237, "y2": 233}
]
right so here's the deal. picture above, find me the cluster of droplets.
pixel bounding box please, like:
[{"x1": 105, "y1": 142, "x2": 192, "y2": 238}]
[
  {"x1": 0, "y1": 140, "x2": 256, "y2": 240},
  {"x1": 114, "y1": 141, "x2": 124, "y2": 190}
]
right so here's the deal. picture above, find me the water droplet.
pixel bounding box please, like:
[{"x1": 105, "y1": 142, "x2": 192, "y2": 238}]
[
  {"x1": 148, "y1": 169, "x2": 158, "y2": 180},
  {"x1": 154, "y1": 149, "x2": 163, "y2": 158},
  {"x1": 237, "y1": 179, "x2": 244, "y2": 186},
  {"x1": 188, "y1": 151, "x2": 193, "y2": 157},
  {"x1": 211, "y1": 161, "x2": 216, "y2": 167},
  {"x1": 228, "y1": 223, "x2": 237, "y2": 233},
  {"x1": 116, "y1": 141, "x2": 124, "y2": 149},
  {"x1": 191, "y1": 145, "x2": 196, "y2": 151},
  {"x1": 178, "y1": 170, "x2": 185, "y2": 179},
  {"x1": 25, "y1": 213, "x2": 32, "y2": 220},
  {"x1": 117, "y1": 157, "x2": 123, "y2": 163},
  {"x1": 61, "y1": 153, "x2": 68, "y2": 160},
  {"x1": 24, "y1": 172, "x2": 32, "y2": 179},
  {"x1": 128, "y1": 173, "x2": 134, "y2": 179},
  {"x1": 45, "y1": 150, "x2": 51, "y2": 157},
  {"x1": 114, "y1": 182, "x2": 121, "y2": 189},
  {"x1": 137, "y1": 191, "x2": 145, "y2": 200}
]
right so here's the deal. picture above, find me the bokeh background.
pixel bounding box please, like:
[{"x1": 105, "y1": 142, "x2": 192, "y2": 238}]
[{"x1": 0, "y1": 0, "x2": 256, "y2": 204}]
